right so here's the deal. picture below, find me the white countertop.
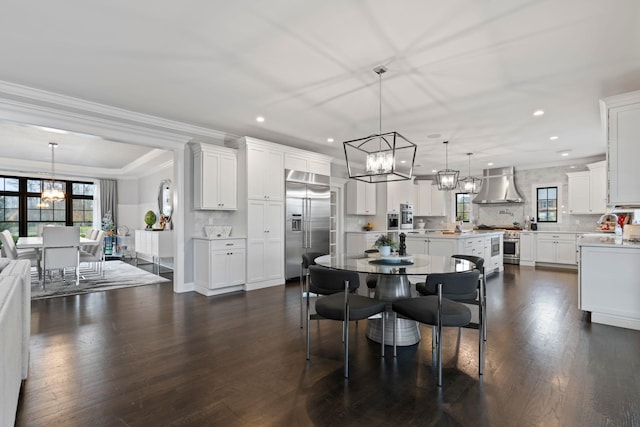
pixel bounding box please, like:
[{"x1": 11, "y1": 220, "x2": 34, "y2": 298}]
[
  {"x1": 521, "y1": 230, "x2": 613, "y2": 234},
  {"x1": 193, "y1": 236, "x2": 246, "y2": 240},
  {"x1": 578, "y1": 236, "x2": 640, "y2": 249},
  {"x1": 404, "y1": 230, "x2": 504, "y2": 239}
]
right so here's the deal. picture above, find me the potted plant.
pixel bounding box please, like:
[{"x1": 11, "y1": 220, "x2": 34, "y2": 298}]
[{"x1": 374, "y1": 235, "x2": 397, "y2": 256}]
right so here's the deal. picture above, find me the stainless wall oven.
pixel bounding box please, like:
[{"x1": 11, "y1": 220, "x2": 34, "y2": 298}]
[{"x1": 503, "y1": 230, "x2": 520, "y2": 264}]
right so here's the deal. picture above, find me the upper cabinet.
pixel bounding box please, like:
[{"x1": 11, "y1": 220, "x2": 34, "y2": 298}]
[
  {"x1": 386, "y1": 179, "x2": 414, "y2": 213},
  {"x1": 246, "y1": 143, "x2": 284, "y2": 201},
  {"x1": 601, "y1": 90, "x2": 640, "y2": 207},
  {"x1": 415, "y1": 180, "x2": 447, "y2": 216},
  {"x1": 566, "y1": 161, "x2": 606, "y2": 214},
  {"x1": 346, "y1": 180, "x2": 376, "y2": 215},
  {"x1": 284, "y1": 152, "x2": 331, "y2": 176},
  {"x1": 192, "y1": 143, "x2": 237, "y2": 210}
]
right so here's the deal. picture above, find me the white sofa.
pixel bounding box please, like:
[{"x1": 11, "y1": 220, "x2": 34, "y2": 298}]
[{"x1": 0, "y1": 259, "x2": 31, "y2": 427}]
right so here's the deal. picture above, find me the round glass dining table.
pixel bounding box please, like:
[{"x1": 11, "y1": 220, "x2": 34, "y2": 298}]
[{"x1": 315, "y1": 253, "x2": 476, "y2": 346}]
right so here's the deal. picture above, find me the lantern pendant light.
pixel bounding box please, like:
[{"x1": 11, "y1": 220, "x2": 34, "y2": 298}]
[
  {"x1": 343, "y1": 66, "x2": 417, "y2": 183},
  {"x1": 436, "y1": 141, "x2": 459, "y2": 191},
  {"x1": 458, "y1": 153, "x2": 482, "y2": 194}
]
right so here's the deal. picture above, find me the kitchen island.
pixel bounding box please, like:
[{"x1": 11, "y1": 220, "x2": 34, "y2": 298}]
[
  {"x1": 578, "y1": 236, "x2": 640, "y2": 330},
  {"x1": 403, "y1": 230, "x2": 504, "y2": 274}
]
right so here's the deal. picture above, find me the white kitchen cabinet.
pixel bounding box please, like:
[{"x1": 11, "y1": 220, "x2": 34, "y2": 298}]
[
  {"x1": 386, "y1": 179, "x2": 414, "y2": 213},
  {"x1": 567, "y1": 171, "x2": 590, "y2": 214},
  {"x1": 404, "y1": 236, "x2": 456, "y2": 257},
  {"x1": 192, "y1": 143, "x2": 237, "y2": 210},
  {"x1": 415, "y1": 180, "x2": 447, "y2": 216},
  {"x1": 483, "y1": 235, "x2": 503, "y2": 273},
  {"x1": 580, "y1": 244, "x2": 640, "y2": 330},
  {"x1": 246, "y1": 200, "x2": 284, "y2": 288},
  {"x1": 535, "y1": 233, "x2": 577, "y2": 265},
  {"x1": 520, "y1": 232, "x2": 536, "y2": 266},
  {"x1": 462, "y1": 236, "x2": 485, "y2": 257},
  {"x1": 247, "y1": 143, "x2": 284, "y2": 201},
  {"x1": 346, "y1": 180, "x2": 377, "y2": 215},
  {"x1": 194, "y1": 238, "x2": 246, "y2": 296},
  {"x1": 601, "y1": 90, "x2": 640, "y2": 207},
  {"x1": 135, "y1": 230, "x2": 173, "y2": 269},
  {"x1": 566, "y1": 161, "x2": 606, "y2": 214},
  {"x1": 284, "y1": 151, "x2": 331, "y2": 176},
  {"x1": 346, "y1": 232, "x2": 383, "y2": 256}
]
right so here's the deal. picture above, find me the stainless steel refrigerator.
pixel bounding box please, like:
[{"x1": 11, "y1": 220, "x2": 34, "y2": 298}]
[{"x1": 285, "y1": 169, "x2": 330, "y2": 280}]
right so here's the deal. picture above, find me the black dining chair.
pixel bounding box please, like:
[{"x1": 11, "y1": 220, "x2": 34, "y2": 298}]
[
  {"x1": 392, "y1": 269, "x2": 482, "y2": 387},
  {"x1": 300, "y1": 252, "x2": 327, "y2": 328},
  {"x1": 306, "y1": 265, "x2": 387, "y2": 378},
  {"x1": 416, "y1": 255, "x2": 486, "y2": 342}
]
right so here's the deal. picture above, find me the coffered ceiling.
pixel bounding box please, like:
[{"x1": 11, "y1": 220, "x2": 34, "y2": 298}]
[{"x1": 0, "y1": 1, "x2": 638, "y2": 175}]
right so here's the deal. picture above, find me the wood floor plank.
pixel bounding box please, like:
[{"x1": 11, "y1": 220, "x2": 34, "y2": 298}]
[{"x1": 14, "y1": 264, "x2": 640, "y2": 426}]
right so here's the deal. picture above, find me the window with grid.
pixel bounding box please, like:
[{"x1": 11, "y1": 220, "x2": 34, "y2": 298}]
[
  {"x1": 0, "y1": 177, "x2": 20, "y2": 235},
  {"x1": 456, "y1": 193, "x2": 471, "y2": 222},
  {"x1": 536, "y1": 186, "x2": 558, "y2": 222},
  {"x1": 26, "y1": 179, "x2": 67, "y2": 236},
  {"x1": 0, "y1": 175, "x2": 94, "y2": 237},
  {"x1": 72, "y1": 182, "x2": 94, "y2": 237}
]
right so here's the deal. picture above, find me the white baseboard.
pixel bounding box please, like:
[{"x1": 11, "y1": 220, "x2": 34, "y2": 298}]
[
  {"x1": 194, "y1": 283, "x2": 243, "y2": 296},
  {"x1": 591, "y1": 312, "x2": 640, "y2": 331}
]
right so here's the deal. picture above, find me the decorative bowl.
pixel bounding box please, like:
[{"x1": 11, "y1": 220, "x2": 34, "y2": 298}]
[{"x1": 204, "y1": 225, "x2": 232, "y2": 238}]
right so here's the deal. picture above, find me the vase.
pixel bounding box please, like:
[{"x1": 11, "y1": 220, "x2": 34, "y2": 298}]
[{"x1": 379, "y1": 245, "x2": 391, "y2": 256}]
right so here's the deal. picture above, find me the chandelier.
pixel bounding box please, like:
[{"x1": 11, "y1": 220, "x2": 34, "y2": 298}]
[
  {"x1": 41, "y1": 142, "x2": 65, "y2": 202},
  {"x1": 435, "y1": 141, "x2": 459, "y2": 190},
  {"x1": 343, "y1": 66, "x2": 416, "y2": 183},
  {"x1": 458, "y1": 153, "x2": 482, "y2": 194}
]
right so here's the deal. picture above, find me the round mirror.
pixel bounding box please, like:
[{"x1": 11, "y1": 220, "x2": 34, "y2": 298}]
[{"x1": 158, "y1": 179, "x2": 173, "y2": 220}]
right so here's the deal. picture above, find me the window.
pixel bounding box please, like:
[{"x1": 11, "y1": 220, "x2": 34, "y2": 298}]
[
  {"x1": 0, "y1": 175, "x2": 94, "y2": 236},
  {"x1": 536, "y1": 186, "x2": 557, "y2": 222},
  {"x1": 0, "y1": 177, "x2": 20, "y2": 235},
  {"x1": 455, "y1": 193, "x2": 471, "y2": 222}
]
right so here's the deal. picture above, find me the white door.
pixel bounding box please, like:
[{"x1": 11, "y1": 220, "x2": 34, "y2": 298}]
[
  {"x1": 210, "y1": 250, "x2": 228, "y2": 289},
  {"x1": 201, "y1": 152, "x2": 220, "y2": 209},
  {"x1": 218, "y1": 154, "x2": 237, "y2": 209},
  {"x1": 228, "y1": 249, "x2": 246, "y2": 285}
]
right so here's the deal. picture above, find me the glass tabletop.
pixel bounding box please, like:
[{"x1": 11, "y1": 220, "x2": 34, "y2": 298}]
[{"x1": 314, "y1": 253, "x2": 475, "y2": 275}]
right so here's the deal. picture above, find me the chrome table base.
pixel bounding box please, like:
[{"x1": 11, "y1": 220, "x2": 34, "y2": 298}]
[{"x1": 366, "y1": 273, "x2": 421, "y2": 346}]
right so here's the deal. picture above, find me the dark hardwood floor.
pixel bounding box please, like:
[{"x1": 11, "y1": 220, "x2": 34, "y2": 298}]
[{"x1": 16, "y1": 265, "x2": 640, "y2": 426}]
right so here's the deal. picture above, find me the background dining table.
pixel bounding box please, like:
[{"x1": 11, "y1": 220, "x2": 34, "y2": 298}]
[{"x1": 315, "y1": 253, "x2": 476, "y2": 346}]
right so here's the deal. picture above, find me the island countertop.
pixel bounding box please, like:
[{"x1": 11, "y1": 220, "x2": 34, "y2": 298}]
[{"x1": 578, "y1": 236, "x2": 640, "y2": 249}]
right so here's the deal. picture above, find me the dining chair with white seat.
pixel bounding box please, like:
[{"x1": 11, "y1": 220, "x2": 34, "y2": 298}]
[
  {"x1": 0, "y1": 230, "x2": 41, "y2": 278},
  {"x1": 41, "y1": 226, "x2": 81, "y2": 288},
  {"x1": 80, "y1": 230, "x2": 106, "y2": 275}
]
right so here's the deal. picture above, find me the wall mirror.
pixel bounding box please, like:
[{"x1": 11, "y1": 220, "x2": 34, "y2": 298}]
[{"x1": 158, "y1": 179, "x2": 173, "y2": 220}]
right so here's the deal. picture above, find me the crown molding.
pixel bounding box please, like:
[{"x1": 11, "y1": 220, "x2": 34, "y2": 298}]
[{"x1": 0, "y1": 80, "x2": 237, "y2": 149}]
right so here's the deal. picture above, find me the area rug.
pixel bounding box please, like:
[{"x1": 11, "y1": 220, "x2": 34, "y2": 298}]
[{"x1": 31, "y1": 261, "x2": 170, "y2": 300}]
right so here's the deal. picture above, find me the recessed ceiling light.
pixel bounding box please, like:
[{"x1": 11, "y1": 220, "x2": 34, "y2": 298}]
[
  {"x1": 570, "y1": 165, "x2": 576, "y2": 169},
  {"x1": 400, "y1": 160, "x2": 406, "y2": 164},
  {"x1": 431, "y1": 169, "x2": 437, "y2": 173},
  {"x1": 488, "y1": 162, "x2": 494, "y2": 166},
  {"x1": 327, "y1": 138, "x2": 334, "y2": 143},
  {"x1": 550, "y1": 136, "x2": 559, "y2": 140},
  {"x1": 33, "y1": 125, "x2": 68, "y2": 134},
  {"x1": 533, "y1": 110, "x2": 544, "y2": 116},
  {"x1": 256, "y1": 116, "x2": 265, "y2": 123},
  {"x1": 561, "y1": 152, "x2": 569, "y2": 157}
]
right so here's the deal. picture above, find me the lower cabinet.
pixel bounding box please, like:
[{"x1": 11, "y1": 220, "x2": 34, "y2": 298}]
[
  {"x1": 404, "y1": 237, "x2": 456, "y2": 257},
  {"x1": 194, "y1": 238, "x2": 246, "y2": 296},
  {"x1": 520, "y1": 232, "x2": 536, "y2": 265},
  {"x1": 246, "y1": 200, "x2": 284, "y2": 289},
  {"x1": 135, "y1": 230, "x2": 173, "y2": 267},
  {"x1": 535, "y1": 233, "x2": 577, "y2": 265},
  {"x1": 346, "y1": 232, "x2": 384, "y2": 256}
]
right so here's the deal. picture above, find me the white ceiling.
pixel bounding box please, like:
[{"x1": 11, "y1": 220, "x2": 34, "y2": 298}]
[{"x1": 0, "y1": 1, "x2": 639, "y2": 175}]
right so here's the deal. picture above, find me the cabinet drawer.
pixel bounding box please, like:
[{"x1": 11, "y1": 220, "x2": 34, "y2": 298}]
[
  {"x1": 210, "y1": 239, "x2": 246, "y2": 250},
  {"x1": 536, "y1": 233, "x2": 576, "y2": 242}
]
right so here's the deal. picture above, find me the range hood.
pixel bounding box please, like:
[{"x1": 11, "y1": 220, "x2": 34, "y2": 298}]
[{"x1": 472, "y1": 167, "x2": 524, "y2": 204}]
